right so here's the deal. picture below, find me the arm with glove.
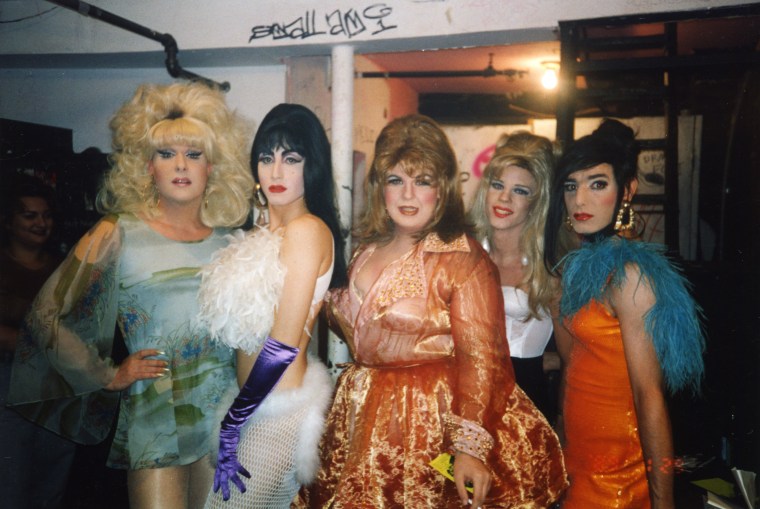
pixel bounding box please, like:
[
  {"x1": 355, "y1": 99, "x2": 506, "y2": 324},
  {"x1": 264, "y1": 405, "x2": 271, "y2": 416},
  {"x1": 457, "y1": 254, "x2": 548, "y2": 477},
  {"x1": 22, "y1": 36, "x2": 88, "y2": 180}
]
[
  {"x1": 214, "y1": 335, "x2": 300, "y2": 500},
  {"x1": 211, "y1": 217, "x2": 333, "y2": 500}
]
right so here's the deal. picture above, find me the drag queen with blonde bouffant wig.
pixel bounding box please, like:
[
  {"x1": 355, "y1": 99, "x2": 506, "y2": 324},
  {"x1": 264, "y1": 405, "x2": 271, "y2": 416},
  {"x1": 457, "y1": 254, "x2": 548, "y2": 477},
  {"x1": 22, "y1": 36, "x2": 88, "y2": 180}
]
[{"x1": 8, "y1": 81, "x2": 254, "y2": 509}]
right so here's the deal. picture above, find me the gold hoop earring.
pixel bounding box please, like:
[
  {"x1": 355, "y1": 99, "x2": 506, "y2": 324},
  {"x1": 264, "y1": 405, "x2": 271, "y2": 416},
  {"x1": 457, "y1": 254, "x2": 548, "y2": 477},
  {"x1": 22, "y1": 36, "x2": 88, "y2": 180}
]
[
  {"x1": 253, "y1": 183, "x2": 268, "y2": 210},
  {"x1": 614, "y1": 201, "x2": 635, "y2": 231}
]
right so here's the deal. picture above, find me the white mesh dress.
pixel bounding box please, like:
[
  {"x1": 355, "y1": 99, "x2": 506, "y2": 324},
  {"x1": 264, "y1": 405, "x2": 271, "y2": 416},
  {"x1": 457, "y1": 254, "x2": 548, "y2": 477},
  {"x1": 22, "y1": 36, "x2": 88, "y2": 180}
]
[{"x1": 197, "y1": 226, "x2": 334, "y2": 509}]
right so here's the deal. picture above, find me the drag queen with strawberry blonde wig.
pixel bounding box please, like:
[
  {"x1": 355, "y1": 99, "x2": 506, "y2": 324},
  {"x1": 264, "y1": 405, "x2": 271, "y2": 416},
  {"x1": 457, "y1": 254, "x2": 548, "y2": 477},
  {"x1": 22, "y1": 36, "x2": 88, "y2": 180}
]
[{"x1": 297, "y1": 115, "x2": 567, "y2": 508}]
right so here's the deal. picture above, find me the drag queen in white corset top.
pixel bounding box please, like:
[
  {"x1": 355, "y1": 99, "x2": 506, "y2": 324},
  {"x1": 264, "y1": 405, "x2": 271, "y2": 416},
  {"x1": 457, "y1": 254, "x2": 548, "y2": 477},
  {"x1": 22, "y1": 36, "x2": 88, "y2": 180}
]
[{"x1": 470, "y1": 131, "x2": 567, "y2": 418}]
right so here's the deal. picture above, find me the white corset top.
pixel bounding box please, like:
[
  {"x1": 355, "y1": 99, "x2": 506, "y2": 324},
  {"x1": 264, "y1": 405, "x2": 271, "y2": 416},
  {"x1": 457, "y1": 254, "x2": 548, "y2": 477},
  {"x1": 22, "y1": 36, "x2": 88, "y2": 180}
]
[
  {"x1": 502, "y1": 286, "x2": 553, "y2": 358},
  {"x1": 311, "y1": 243, "x2": 334, "y2": 306}
]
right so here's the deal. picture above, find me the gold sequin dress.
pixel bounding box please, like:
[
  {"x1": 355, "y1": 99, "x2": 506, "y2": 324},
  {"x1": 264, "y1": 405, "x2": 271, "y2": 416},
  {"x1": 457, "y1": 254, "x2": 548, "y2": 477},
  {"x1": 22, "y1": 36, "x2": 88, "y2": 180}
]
[{"x1": 296, "y1": 234, "x2": 567, "y2": 508}]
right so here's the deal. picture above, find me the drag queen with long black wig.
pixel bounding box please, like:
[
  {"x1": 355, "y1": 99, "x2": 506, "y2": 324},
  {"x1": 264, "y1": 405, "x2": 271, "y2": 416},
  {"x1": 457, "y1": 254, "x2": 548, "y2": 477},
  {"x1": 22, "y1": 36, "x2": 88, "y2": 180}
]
[
  {"x1": 198, "y1": 103, "x2": 347, "y2": 508},
  {"x1": 544, "y1": 119, "x2": 705, "y2": 509}
]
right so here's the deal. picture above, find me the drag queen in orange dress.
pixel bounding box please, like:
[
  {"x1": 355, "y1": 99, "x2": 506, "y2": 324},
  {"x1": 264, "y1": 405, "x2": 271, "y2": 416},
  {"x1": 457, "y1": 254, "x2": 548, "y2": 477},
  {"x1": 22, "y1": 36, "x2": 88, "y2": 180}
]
[
  {"x1": 544, "y1": 119, "x2": 705, "y2": 509},
  {"x1": 297, "y1": 115, "x2": 567, "y2": 508}
]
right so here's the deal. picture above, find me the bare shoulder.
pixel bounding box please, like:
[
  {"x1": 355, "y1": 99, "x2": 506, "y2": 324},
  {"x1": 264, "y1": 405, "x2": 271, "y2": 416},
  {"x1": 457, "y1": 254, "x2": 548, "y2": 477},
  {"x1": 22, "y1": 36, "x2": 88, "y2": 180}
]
[
  {"x1": 280, "y1": 214, "x2": 333, "y2": 260},
  {"x1": 283, "y1": 214, "x2": 331, "y2": 242},
  {"x1": 612, "y1": 261, "x2": 655, "y2": 314}
]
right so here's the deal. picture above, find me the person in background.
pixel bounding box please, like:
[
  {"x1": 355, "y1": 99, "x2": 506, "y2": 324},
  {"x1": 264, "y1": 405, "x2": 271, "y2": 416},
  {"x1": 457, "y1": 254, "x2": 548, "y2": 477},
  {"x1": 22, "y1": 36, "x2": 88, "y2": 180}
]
[
  {"x1": 469, "y1": 131, "x2": 565, "y2": 419},
  {"x1": 297, "y1": 114, "x2": 567, "y2": 508},
  {"x1": 7, "y1": 81, "x2": 254, "y2": 509},
  {"x1": 0, "y1": 174, "x2": 74, "y2": 509},
  {"x1": 544, "y1": 119, "x2": 705, "y2": 508},
  {"x1": 198, "y1": 103, "x2": 347, "y2": 508}
]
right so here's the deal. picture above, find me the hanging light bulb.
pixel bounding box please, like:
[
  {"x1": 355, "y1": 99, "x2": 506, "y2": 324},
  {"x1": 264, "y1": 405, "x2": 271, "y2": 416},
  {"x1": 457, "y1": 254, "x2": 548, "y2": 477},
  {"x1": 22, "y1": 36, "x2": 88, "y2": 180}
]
[{"x1": 541, "y1": 62, "x2": 559, "y2": 90}]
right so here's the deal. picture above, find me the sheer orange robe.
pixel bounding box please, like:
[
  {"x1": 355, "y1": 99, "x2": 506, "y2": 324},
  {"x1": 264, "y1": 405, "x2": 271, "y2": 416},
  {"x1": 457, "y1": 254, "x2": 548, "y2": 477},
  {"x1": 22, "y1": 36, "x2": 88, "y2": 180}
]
[
  {"x1": 296, "y1": 234, "x2": 567, "y2": 508},
  {"x1": 562, "y1": 300, "x2": 650, "y2": 508}
]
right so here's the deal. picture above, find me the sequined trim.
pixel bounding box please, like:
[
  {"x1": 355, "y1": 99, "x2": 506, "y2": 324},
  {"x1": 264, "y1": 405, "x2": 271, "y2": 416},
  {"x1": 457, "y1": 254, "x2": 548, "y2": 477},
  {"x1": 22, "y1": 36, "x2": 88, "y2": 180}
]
[
  {"x1": 374, "y1": 248, "x2": 426, "y2": 308},
  {"x1": 373, "y1": 233, "x2": 469, "y2": 308},
  {"x1": 423, "y1": 233, "x2": 470, "y2": 253},
  {"x1": 443, "y1": 413, "x2": 494, "y2": 463}
]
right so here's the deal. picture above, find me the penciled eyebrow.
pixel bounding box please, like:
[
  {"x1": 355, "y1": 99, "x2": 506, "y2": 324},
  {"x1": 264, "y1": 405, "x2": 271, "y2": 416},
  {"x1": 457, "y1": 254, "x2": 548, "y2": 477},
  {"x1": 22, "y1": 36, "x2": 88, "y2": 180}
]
[{"x1": 567, "y1": 172, "x2": 609, "y2": 182}]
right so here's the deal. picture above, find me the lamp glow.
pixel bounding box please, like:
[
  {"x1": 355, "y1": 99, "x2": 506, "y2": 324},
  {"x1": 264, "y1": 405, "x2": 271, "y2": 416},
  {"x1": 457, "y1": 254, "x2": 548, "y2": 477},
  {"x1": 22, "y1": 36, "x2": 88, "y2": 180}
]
[{"x1": 541, "y1": 67, "x2": 558, "y2": 90}]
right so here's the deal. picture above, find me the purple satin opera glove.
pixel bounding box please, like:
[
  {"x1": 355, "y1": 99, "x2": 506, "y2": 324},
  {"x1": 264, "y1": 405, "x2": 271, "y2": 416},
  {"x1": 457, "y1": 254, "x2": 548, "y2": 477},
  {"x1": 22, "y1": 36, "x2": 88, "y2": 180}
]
[{"x1": 213, "y1": 335, "x2": 299, "y2": 501}]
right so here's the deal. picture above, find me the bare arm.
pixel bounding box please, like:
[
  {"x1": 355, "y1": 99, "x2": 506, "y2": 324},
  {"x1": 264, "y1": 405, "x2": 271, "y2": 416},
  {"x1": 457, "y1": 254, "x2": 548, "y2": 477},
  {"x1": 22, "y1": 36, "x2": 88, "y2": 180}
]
[
  {"x1": 270, "y1": 215, "x2": 332, "y2": 347},
  {"x1": 234, "y1": 216, "x2": 332, "y2": 387},
  {"x1": 613, "y1": 264, "x2": 674, "y2": 509}
]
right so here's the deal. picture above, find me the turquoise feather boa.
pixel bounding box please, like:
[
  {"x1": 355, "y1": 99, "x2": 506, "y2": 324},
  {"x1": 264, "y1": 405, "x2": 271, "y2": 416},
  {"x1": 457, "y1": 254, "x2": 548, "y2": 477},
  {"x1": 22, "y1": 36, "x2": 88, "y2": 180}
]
[{"x1": 559, "y1": 236, "x2": 705, "y2": 395}]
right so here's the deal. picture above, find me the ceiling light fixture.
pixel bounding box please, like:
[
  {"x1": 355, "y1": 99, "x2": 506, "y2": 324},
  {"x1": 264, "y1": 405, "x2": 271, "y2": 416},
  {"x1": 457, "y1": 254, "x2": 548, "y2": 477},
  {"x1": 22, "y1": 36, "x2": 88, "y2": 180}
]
[{"x1": 541, "y1": 62, "x2": 560, "y2": 90}]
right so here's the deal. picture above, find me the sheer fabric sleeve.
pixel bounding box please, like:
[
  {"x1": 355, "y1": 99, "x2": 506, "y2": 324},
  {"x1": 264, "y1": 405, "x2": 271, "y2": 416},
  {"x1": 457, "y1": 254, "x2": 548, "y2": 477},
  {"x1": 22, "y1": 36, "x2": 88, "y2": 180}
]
[
  {"x1": 444, "y1": 248, "x2": 511, "y2": 463},
  {"x1": 7, "y1": 215, "x2": 123, "y2": 444}
]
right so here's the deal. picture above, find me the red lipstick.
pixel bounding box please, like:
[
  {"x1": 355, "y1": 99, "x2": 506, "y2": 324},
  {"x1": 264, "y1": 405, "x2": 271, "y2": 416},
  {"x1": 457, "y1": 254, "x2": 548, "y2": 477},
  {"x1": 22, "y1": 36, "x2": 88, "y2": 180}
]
[
  {"x1": 573, "y1": 213, "x2": 592, "y2": 221},
  {"x1": 492, "y1": 206, "x2": 513, "y2": 219},
  {"x1": 268, "y1": 185, "x2": 287, "y2": 193}
]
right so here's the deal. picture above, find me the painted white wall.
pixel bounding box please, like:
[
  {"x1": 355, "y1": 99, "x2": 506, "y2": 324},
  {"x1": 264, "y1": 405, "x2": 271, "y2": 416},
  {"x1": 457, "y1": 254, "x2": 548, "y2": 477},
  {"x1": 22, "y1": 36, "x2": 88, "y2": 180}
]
[
  {"x1": 443, "y1": 124, "x2": 531, "y2": 210},
  {"x1": 286, "y1": 56, "x2": 332, "y2": 130},
  {"x1": 1, "y1": 0, "x2": 749, "y2": 55},
  {"x1": 0, "y1": 65, "x2": 286, "y2": 152}
]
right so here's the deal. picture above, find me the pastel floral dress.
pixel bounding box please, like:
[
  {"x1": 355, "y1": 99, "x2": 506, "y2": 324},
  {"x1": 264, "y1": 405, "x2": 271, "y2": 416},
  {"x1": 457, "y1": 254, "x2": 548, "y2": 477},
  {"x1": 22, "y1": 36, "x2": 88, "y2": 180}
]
[{"x1": 8, "y1": 214, "x2": 237, "y2": 470}]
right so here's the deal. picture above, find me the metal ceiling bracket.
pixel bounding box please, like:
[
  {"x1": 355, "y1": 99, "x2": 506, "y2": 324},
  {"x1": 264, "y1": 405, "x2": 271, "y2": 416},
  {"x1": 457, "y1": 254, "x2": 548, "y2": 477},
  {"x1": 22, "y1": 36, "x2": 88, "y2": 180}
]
[
  {"x1": 46, "y1": 0, "x2": 230, "y2": 91},
  {"x1": 356, "y1": 53, "x2": 527, "y2": 80}
]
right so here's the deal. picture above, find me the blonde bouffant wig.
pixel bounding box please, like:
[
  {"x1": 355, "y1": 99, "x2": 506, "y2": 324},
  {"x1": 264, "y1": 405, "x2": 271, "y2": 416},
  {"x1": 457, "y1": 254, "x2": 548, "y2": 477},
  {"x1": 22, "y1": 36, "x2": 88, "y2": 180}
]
[
  {"x1": 97, "y1": 82, "x2": 254, "y2": 227},
  {"x1": 469, "y1": 131, "x2": 560, "y2": 318}
]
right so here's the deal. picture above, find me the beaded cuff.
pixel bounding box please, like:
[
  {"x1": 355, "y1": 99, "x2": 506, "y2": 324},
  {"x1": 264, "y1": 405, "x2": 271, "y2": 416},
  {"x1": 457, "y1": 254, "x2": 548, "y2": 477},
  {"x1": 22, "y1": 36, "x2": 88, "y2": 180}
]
[{"x1": 443, "y1": 413, "x2": 494, "y2": 464}]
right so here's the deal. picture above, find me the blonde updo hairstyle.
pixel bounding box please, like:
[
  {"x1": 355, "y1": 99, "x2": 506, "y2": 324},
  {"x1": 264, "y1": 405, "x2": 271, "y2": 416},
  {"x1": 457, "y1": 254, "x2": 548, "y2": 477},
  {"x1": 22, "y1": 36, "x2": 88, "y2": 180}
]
[
  {"x1": 469, "y1": 131, "x2": 560, "y2": 318},
  {"x1": 97, "y1": 82, "x2": 254, "y2": 227}
]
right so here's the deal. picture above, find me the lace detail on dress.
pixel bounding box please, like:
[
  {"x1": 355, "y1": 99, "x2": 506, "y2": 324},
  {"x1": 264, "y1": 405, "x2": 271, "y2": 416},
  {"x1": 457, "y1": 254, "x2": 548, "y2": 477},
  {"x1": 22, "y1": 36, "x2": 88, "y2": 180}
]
[
  {"x1": 443, "y1": 413, "x2": 495, "y2": 463},
  {"x1": 423, "y1": 233, "x2": 470, "y2": 253},
  {"x1": 374, "y1": 249, "x2": 426, "y2": 308},
  {"x1": 373, "y1": 234, "x2": 470, "y2": 309}
]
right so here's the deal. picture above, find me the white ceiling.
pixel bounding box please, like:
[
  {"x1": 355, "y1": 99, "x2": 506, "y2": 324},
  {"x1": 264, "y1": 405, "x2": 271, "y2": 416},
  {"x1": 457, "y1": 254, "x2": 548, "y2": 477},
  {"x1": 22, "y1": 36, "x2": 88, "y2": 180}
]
[
  {"x1": 359, "y1": 14, "x2": 760, "y2": 98},
  {"x1": 361, "y1": 41, "x2": 561, "y2": 96}
]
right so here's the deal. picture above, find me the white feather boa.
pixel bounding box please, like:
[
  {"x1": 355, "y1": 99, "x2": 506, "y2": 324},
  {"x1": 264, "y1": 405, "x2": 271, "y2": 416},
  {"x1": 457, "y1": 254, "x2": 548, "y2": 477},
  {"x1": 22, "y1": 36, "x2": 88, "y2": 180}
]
[{"x1": 197, "y1": 226, "x2": 285, "y2": 354}]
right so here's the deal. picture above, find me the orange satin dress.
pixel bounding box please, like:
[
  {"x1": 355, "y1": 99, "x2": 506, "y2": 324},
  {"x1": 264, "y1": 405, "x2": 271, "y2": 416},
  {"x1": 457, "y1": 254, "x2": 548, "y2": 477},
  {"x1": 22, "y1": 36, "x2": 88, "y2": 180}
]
[
  {"x1": 562, "y1": 300, "x2": 650, "y2": 508},
  {"x1": 296, "y1": 234, "x2": 567, "y2": 508}
]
